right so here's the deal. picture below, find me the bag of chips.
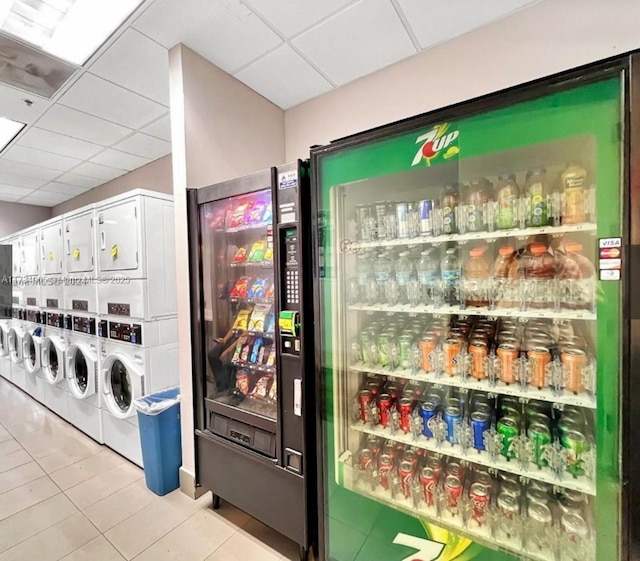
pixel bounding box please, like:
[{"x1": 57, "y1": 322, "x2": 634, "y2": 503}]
[
  {"x1": 232, "y1": 306, "x2": 254, "y2": 331},
  {"x1": 266, "y1": 346, "x2": 276, "y2": 368},
  {"x1": 240, "y1": 339, "x2": 252, "y2": 362},
  {"x1": 235, "y1": 370, "x2": 250, "y2": 395},
  {"x1": 265, "y1": 312, "x2": 275, "y2": 335},
  {"x1": 247, "y1": 200, "x2": 269, "y2": 225},
  {"x1": 248, "y1": 241, "x2": 266, "y2": 262},
  {"x1": 250, "y1": 375, "x2": 272, "y2": 399},
  {"x1": 231, "y1": 336, "x2": 248, "y2": 363},
  {"x1": 229, "y1": 202, "x2": 249, "y2": 229},
  {"x1": 264, "y1": 246, "x2": 273, "y2": 262},
  {"x1": 265, "y1": 283, "x2": 275, "y2": 298},
  {"x1": 232, "y1": 246, "x2": 248, "y2": 264},
  {"x1": 229, "y1": 277, "x2": 250, "y2": 299},
  {"x1": 248, "y1": 277, "x2": 267, "y2": 299},
  {"x1": 267, "y1": 376, "x2": 277, "y2": 401},
  {"x1": 248, "y1": 303, "x2": 271, "y2": 332}
]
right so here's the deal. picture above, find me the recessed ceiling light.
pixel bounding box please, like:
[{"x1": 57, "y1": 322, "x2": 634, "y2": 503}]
[
  {"x1": 0, "y1": 117, "x2": 24, "y2": 153},
  {"x1": 0, "y1": 0, "x2": 143, "y2": 65}
]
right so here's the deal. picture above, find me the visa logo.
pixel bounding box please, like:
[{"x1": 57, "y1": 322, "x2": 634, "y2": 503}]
[{"x1": 599, "y1": 238, "x2": 622, "y2": 248}]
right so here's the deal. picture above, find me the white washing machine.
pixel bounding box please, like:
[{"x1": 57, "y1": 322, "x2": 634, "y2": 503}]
[
  {"x1": 0, "y1": 317, "x2": 12, "y2": 383},
  {"x1": 39, "y1": 217, "x2": 64, "y2": 313},
  {"x1": 22, "y1": 309, "x2": 44, "y2": 403},
  {"x1": 66, "y1": 315, "x2": 102, "y2": 443},
  {"x1": 41, "y1": 312, "x2": 69, "y2": 420},
  {"x1": 8, "y1": 308, "x2": 27, "y2": 392},
  {"x1": 95, "y1": 190, "x2": 176, "y2": 321},
  {"x1": 100, "y1": 317, "x2": 178, "y2": 467},
  {"x1": 62, "y1": 204, "x2": 98, "y2": 314}
]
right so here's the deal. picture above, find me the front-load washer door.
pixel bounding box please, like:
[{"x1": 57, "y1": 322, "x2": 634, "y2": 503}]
[
  {"x1": 102, "y1": 354, "x2": 142, "y2": 419},
  {"x1": 22, "y1": 332, "x2": 41, "y2": 374},
  {"x1": 0, "y1": 324, "x2": 9, "y2": 357},
  {"x1": 42, "y1": 336, "x2": 65, "y2": 384},
  {"x1": 8, "y1": 328, "x2": 23, "y2": 364},
  {"x1": 67, "y1": 343, "x2": 98, "y2": 399}
]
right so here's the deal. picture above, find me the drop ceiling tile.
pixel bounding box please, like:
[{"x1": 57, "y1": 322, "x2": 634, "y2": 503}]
[
  {"x1": 56, "y1": 173, "x2": 104, "y2": 188},
  {"x1": 245, "y1": 0, "x2": 354, "y2": 37},
  {"x1": 113, "y1": 133, "x2": 171, "y2": 159},
  {"x1": 396, "y1": 0, "x2": 538, "y2": 49},
  {"x1": 0, "y1": 84, "x2": 51, "y2": 125},
  {"x1": 142, "y1": 114, "x2": 171, "y2": 142},
  {"x1": 236, "y1": 45, "x2": 332, "y2": 109},
  {"x1": 89, "y1": 29, "x2": 170, "y2": 106},
  {"x1": 36, "y1": 105, "x2": 133, "y2": 146},
  {"x1": 0, "y1": 159, "x2": 61, "y2": 181},
  {"x1": 3, "y1": 145, "x2": 83, "y2": 172},
  {"x1": 40, "y1": 182, "x2": 89, "y2": 195},
  {"x1": 0, "y1": 172, "x2": 47, "y2": 189},
  {"x1": 71, "y1": 162, "x2": 127, "y2": 181},
  {"x1": 293, "y1": 0, "x2": 416, "y2": 86},
  {"x1": 17, "y1": 128, "x2": 104, "y2": 160},
  {"x1": 0, "y1": 193, "x2": 23, "y2": 203},
  {"x1": 20, "y1": 190, "x2": 71, "y2": 206},
  {"x1": 90, "y1": 149, "x2": 151, "y2": 171},
  {"x1": 134, "y1": 0, "x2": 282, "y2": 73},
  {"x1": 58, "y1": 74, "x2": 167, "y2": 129},
  {"x1": 0, "y1": 184, "x2": 34, "y2": 197}
]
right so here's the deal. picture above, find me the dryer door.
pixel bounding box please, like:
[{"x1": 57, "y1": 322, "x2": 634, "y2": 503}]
[
  {"x1": 22, "y1": 332, "x2": 41, "y2": 374},
  {"x1": 97, "y1": 200, "x2": 140, "y2": 274},
  {"x1": 67, "y1": 342, "x2": 98, "y2": 399},
  {"x1": 64, "y1": 212, "x2": 95, "y2": 274},
  {"x1": 0, "y1": 323, "x2": 10, "y2": 357},
  {"x1": 102, "y1": 354, "x2": 143, "y2": 419},
  {"x1": 42, "y1": 336, "x2": 65, "y2": 384},
  {"x1": 8, "y1": 328, "x2": 23, "y2": 364}
]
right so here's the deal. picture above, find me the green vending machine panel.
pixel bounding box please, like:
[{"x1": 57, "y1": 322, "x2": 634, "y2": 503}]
[{"x1": 312, "y1": 75, "x2": 624, "y2": 561}]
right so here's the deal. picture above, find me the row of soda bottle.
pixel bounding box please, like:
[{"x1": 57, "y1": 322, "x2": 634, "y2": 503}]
[
  {"x1": 354, "y1": 436, "x2": 594, "y2": 544},
  {"x1": 354, "y1": 163, "x2": 594, "y2": 241},
  {"x1": 356, "y1": 376, "x2": 593, "y2": 478},
  {"x1": 354, "y1": 315, "x2": 594, "y2": 394},
  {"x1": 351, "y1": 238, "x2": 595, "y2": 311}
]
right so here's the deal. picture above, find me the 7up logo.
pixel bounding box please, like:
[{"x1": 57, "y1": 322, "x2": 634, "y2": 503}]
[
  {"x1": 393, "y1": 533, "x2": 446, "y2": 561},
  {"x1": 411, "y1": 124, "x2": 460, "y2": 167}
]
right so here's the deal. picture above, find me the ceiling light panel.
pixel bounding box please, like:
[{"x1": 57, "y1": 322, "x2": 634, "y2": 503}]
[
  {"x1": 0, "y1": 116, "x2": 25, "y2": 153},
  {"x1": 0, "y1": 0, "x2": 144, "y2": 65}
]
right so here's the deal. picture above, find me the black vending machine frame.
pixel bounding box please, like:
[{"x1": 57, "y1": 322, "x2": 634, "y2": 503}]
[
  {"x1": 310, "y1": 51, "x2": 640, "y2": 561},
  {"x1": 187, "y1": 162, "x2": 316, "y2": 560}
]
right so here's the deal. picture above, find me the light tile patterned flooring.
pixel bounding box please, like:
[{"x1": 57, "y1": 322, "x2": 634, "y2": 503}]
[{"x1": 0, "y1": 378, "x2": 302, "y2": 561}]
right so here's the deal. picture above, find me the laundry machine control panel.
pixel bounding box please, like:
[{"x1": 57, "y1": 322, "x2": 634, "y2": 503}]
[
  {"x1": 72, "y1": 316, "x2": 95, "y2": 335},
  {"x1": 45, "y1": 312, "x2": 63, "y2": 329},
  {"x1": 108, "y1": 321, "x2": 142, "y2": 345}
]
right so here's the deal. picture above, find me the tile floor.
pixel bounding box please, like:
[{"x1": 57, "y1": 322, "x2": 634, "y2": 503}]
[{"x1": 0, "y1": 378, "x2": 304, "y2": 561}]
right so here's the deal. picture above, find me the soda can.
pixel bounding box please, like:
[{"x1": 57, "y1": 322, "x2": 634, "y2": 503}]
[
  {"x1": 366, "y1": 436, "x2": 382, "y2": 457},
  {"x1": 377, "y1": 333, "x2": 392, "y2": 368},
  {"x1": 497, "y1": 416, "x2": 519, "y2": 458},
  {"x1": 528, "y1": 501, "x2": 553, "y2": 525},
  {"x1": 385, "y1": 382, "x2": 401, "y2": 400},
  {"x1": 469, "y1": 341, "x2": 489, "y2": 380},
  {"x1": 426, "y1": 455, "x2": 443, "y2": 481},
  {"x1": 474, "y1": 472, "x2": 493, "y2": 491},
  {"x1": 359, "y1": 331, "x2": 373, "y2": 364},
  {"x1": 528, "y1": 346, "x2": 551, "y2": 389},
  {"x1": 377, "y1": 453, "x2": 394, "y2": 490},
  {"x1": 397, "y1": 397, "x2": 414, "y2": 433},
  {"x1": 497, "y1": 343, "x2": 520, "y2": 384},
  {"x1": 560, "y1": 512, "x2": 590, "y2": 539},
  {"x1": 419, "y1": 199, "x2": 434, "y2": 237},
  {"x1": 358, "y1": 448, "x2": 374, "y2": 471},
  {"x1": 396, "y1": 202, "x2": 409, "y2": 239},
  {"x1": 526, "y1": 487, "x2": 549, "y2": 506},
  {"x1": 398, "y1": 335, "x2": 413, "y2": 369},
  {"x1": 528, "y1": 421, "x2": 552, "y2": 467},
  {"x1": 382, "y1": 442, "x2": 397, "y2": 460},
  {"x1": 443, "y1": 337, "x2": 462, "y2": 376},
  {"x1": 500, "y1": 479, "x2": 522, "y2": 498},
  {"x1": 419, "y1": 466, "x2": 438, "y2": 506},
  {"x1": 559, "y1": 491, "x2": 587, "y2": 515},
  {"x1": 398, "y1": 460, "x2": 414, "y2": 498},
  {"x1": 358, "y1": 389, "x2": 373, "y2": 422},
  {"x1": 355, "y1": 204, "x2": 374, "y2": 242},
  {"x1": 525, "y1": 400, "x2": 551, "y2": 420},
  {"x1": 378, "y1": 393, "x2": 393, "y2": 427},
  {"x1": 562, "y1": 406, "x2": 587, "y2": 423},
  {"x1": 469, "y1": 482, "x2": 490, "y2": 524},
  {"x1": 419, "y1": 401, "x2": 438, "y2": 438},
  {"x1": 444, "y1": 475, "x2": 463, "y2": 511},
  {"x1": 444, "y1": 406, "x2": 462, "y2": 444},
  {"x1": 497, "y1": 492, "x2": 520, "y2": 519},
  {"x1": 471, "y1": 411, "x2": 490, "y2": 451},
  {"x1": 373, "y1": 202, "x2": 391, "y2": 240},
  {"x1": 561, "y1": 429, "x2": 590, "y2": 476},
  {"x1": 499, "y1": 395, "x2": 521, "y2": 414},
  {"x1": 446, "y1": 460, "x2": 464, "y2": 479},
  {"x1": 403, "y1": 450, "x2": 419, "y2": 470},
  {"x1": 562, "y1": 348, "x2": 588, "y2": 394}
]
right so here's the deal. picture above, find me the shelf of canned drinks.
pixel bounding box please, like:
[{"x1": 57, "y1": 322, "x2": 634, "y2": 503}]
[
  {"x1": 349, "y1": 222, "x2": 597, "y2": 251},
  {"x1": 349, "y1": 422, "x2": 596, "y2": 496},
  {"x1": 348, "y1": 303, "x2": 596, "y2": 321},
  {"x1": 340, "y1": 454, "x2": 594, "y2": 561},
  {"x1": 350, "y1": 363, "x2": 596, "y2": 409}
]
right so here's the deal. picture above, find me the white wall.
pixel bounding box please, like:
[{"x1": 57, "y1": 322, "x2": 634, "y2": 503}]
[
  {"x1": 169, "y1": 44, "x2": 285, "y2": 492},
  {"x1": 285, "y1": 0, "x2": 640, "y2": 160},
  {"x1": 0, "y1": 202, "x2": 51, "y2": 237}
]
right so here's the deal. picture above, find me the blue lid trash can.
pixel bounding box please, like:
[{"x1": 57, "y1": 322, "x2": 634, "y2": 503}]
[{"x1": 134, "y1": 386, "x2": 182, "y2": 496}]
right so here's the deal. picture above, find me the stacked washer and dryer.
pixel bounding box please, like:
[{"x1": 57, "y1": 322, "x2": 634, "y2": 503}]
[
  {"x1": 0, "y1": 189, "x2": 178, "y2": 469},
  {"x1": 95, "y1": 190, "x2": 178, "y2": 467}
]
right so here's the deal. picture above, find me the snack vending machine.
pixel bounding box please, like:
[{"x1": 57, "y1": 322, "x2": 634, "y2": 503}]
[
  {"x1": 188, "y1": 162, "x2": 315, "y2": 560},
  {"x1": 311, "y1": 54, "x2": 640, "y2": 561}
]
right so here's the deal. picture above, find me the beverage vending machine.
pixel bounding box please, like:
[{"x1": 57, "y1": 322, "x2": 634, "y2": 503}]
[
  {"x1": 310, "y1": 54, "x2": 640, "y2": 561},
  {"x1": 187, "y1": 162, "x2": 315, "y2": 560}
]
